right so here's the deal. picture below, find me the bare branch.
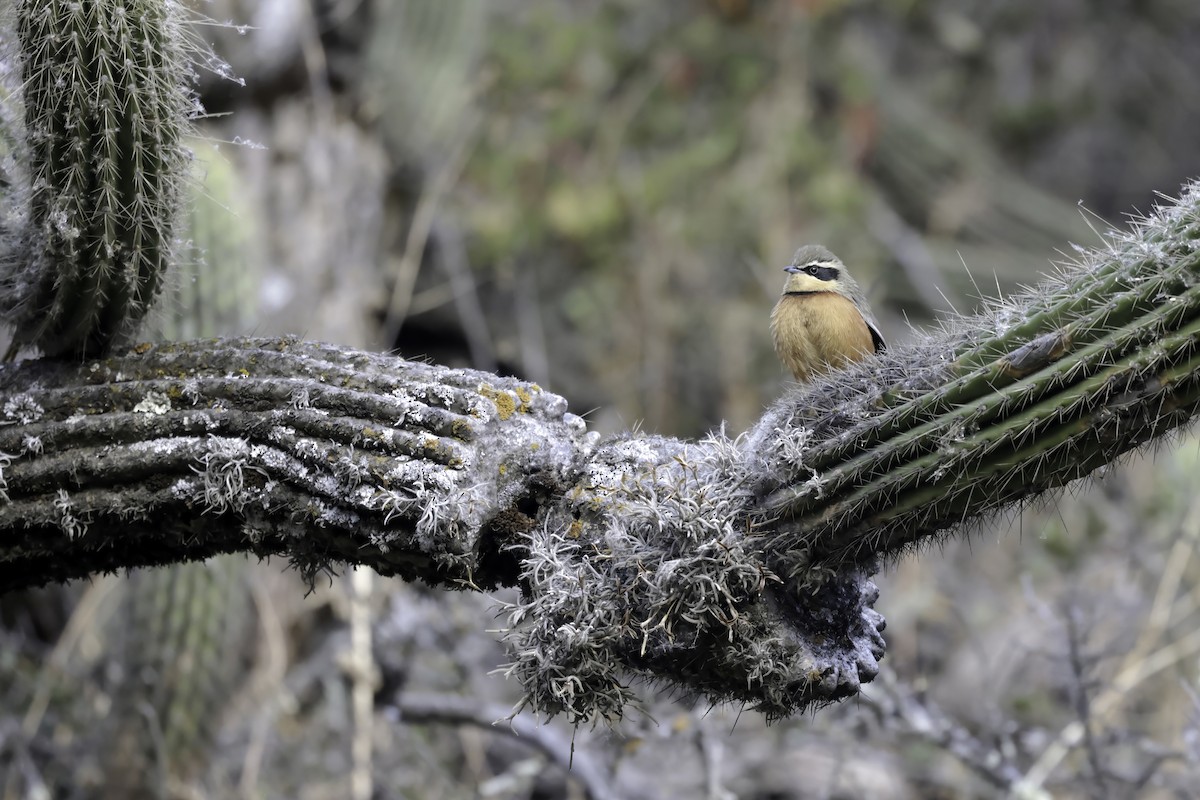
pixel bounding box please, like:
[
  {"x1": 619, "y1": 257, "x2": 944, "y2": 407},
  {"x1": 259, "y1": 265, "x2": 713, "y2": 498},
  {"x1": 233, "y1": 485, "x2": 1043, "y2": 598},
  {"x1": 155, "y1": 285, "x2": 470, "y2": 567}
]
[{"x1": 391, "y1": 692, "x2": 620, "y2": 800}]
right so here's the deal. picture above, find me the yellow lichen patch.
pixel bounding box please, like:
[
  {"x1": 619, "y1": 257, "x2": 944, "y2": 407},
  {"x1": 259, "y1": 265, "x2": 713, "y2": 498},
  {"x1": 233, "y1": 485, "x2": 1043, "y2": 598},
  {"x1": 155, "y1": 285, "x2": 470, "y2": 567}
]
[
  {"x1": 450, "y1": 418, "x2": 474, "y2": 440},
  {"x1": 133, "y1": 342, "x2": 153, "y2": 355},
  {"x1": 513, "y1": 385, "x2": 537, "y2": 413},
  {"x1": 567, "y1": 519, "x2": 584, "y2": 539},
  {"x1": 479, "y1": 384, "x2": 516, "y2": 420},
  {"x1": 498, "y1": 463, "x2": 508, "y2": 476}
]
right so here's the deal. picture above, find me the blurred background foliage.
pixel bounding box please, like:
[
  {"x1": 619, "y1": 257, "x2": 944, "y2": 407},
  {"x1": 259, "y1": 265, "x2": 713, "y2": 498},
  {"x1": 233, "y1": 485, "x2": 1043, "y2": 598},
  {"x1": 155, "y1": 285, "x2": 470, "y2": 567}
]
[{"x1": 4, "y1": 0, "x2": 1200, "y2": 797}]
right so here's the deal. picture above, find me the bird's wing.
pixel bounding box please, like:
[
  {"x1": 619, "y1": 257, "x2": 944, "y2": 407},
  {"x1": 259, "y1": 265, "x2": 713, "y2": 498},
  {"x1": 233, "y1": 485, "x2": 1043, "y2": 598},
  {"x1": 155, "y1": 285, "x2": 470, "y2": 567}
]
[{"x1": 865, "y1": 315, "x2": 886, "y2": 352}]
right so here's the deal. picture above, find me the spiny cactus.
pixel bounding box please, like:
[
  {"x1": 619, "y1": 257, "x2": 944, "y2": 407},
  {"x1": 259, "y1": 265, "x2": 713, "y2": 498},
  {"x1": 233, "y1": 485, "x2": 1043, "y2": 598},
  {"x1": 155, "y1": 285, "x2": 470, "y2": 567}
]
[
  {"x1": 156, "y1": 140, "x2": 259, "y2": 342},
  {"x1": 365, "y1": 0, "x2": 483, "y2": 161},
  {"x1": 0, "y1": 0, "x2": 194, "y2": 358},
  {"x1": 0, "y1": 170, "x2": 1197, "y2": 722},
  {"x1": 98, "y1": 140, "x2": 261, "y2": 799},
  {"x1": 0, "y1": 337, "x2": 592, "y2": 586},
  {"x1": 747, "y1": 182, "x2": 1200, "y2": 577},
  {"x1": 100, "y1": 558, "x2": 253, "y2": 798}
]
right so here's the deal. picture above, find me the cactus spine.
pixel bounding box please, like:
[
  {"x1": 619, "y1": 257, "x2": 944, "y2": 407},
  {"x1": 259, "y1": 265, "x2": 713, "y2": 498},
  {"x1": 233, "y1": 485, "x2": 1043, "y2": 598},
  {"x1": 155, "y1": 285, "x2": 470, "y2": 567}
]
[{"x1": 2, "y1": 0, "x2": 191, "y2": 358}]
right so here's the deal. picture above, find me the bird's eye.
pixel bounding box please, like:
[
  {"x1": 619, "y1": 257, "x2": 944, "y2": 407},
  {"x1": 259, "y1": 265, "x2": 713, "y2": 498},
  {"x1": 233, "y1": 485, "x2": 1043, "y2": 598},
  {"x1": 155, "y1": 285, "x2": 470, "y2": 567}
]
[{"x1": 805, "y1": 265, "x2": 821, "y2": 276}]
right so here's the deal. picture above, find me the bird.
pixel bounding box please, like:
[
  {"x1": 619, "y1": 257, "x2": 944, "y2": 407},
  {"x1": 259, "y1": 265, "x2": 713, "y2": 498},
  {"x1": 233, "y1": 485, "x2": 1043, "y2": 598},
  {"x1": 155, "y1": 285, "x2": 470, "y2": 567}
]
[{"x1": 770, "y1": 245, "x2": 886, "y2": 383}]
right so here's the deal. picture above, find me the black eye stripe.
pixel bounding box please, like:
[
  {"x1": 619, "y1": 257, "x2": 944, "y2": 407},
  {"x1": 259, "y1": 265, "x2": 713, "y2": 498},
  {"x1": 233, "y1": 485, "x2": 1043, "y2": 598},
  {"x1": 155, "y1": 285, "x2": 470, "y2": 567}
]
[{"x1": 804, "y1": 265, "x2": 839, "y2": 281}]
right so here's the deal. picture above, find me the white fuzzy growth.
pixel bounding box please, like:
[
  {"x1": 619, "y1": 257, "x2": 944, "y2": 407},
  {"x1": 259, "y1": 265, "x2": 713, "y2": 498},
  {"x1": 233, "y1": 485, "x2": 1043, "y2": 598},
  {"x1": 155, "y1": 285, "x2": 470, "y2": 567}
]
[
  {"x1": 3, "y1": 392, "x2": 43, "y2": 424},
  {"x1": 0, "y1": 448, "x2": 12, "y2": 502},
  {"x1": 132, "y1": 390, "x2": 171, "y2": 415},
  {"x1": 54, "y1": 488, "x2": 86, "y2": 539},
  {"x1": 770, "y1": 424, "x2": 814, "y2": 471},
  {"x1": 191, "y1": 435, "x2": 268, "y2": 514},
  {"x1": 504, "y1": 429, "x2": 773, "y2": 723}
]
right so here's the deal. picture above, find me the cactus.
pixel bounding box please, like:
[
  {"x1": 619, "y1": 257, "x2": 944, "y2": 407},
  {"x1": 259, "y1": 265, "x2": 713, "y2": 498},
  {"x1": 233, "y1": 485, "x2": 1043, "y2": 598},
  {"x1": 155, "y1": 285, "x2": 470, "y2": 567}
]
[
  {"x1": 0, "y1": 180, "x2": 1197, "y2": 723},
  {"x1": 156, "y1": 141, "x2": 258, "y2": 342},
  {"x1": 1, "y1": 175, "x2": 1198, "y2": 722},
  {"x1": 100, "y1": 558, "x2": 253, "y2": 799},
  {"x1": 0, "y1": 0, "x2": 1198, "y2": 726},
  {"x1": 99, "y1": 140, "x2": 260, "y2": 798},
  {"x1": 0, "y1": 0, "x2": 192, "y2": 358},
  {"x1": 747, "y1": 183, "x2": 1200, "y2": 576}
]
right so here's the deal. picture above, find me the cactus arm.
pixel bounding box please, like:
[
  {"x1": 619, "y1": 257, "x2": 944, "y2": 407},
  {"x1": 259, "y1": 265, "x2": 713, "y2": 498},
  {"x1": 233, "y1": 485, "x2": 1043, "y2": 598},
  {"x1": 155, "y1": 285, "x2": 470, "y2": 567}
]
[
  {"x1": 749, "y1": 184, "x2": 1200, "y2": 574},
  {"x1": 3, "y1": 0, "x2": 190, "y2": 358}
]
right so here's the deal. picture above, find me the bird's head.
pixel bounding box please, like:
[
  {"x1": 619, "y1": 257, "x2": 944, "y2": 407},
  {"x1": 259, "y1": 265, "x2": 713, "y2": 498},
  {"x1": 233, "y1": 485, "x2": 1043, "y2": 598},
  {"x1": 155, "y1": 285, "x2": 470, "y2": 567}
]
[{"x1": 781, "y1": 244, "x2": 861, "y2": 298}]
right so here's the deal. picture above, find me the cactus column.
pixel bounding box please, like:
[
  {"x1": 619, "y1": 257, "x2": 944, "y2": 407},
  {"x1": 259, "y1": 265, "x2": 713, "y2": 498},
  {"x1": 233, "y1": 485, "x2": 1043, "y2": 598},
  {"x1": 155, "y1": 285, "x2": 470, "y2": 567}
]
[
  {"x1": 749, "y1": 186, "x2": 1200, "y2": 575},
  {"x1": 2, "y1": 0, "x2": 191, "y2": 358}
]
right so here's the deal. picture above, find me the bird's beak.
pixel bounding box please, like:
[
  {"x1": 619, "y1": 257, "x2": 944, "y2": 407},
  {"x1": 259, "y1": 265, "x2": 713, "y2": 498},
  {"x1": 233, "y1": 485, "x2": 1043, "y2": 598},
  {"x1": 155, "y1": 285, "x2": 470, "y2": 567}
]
[{"x1": 783, "y1": 265, "x2": 801, "y2": 274}]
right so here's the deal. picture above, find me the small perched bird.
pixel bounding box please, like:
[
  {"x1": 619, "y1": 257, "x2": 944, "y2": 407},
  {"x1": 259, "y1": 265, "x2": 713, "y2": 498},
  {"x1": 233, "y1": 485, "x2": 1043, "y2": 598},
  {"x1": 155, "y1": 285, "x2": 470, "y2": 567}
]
[{"x1": 770, "y1": 245, "x2": 886, "y2": 383}]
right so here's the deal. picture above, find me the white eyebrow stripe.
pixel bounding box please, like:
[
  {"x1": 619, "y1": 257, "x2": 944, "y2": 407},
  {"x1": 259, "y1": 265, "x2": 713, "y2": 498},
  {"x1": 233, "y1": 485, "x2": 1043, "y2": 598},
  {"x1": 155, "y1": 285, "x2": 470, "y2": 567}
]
[{"x1": 805, "y1": 261, "x2": 840, "y2": 269}]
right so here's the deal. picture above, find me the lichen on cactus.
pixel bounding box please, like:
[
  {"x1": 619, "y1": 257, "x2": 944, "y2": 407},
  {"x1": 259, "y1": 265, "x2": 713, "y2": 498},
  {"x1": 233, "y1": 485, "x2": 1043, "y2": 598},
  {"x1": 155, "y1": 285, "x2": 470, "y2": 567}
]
[
  {"x1": 0, "y1": 0, "x2": 195, "y2": 358},
  {"x1": 505, "y1": 431, "x2": 884, "y2": 723}
]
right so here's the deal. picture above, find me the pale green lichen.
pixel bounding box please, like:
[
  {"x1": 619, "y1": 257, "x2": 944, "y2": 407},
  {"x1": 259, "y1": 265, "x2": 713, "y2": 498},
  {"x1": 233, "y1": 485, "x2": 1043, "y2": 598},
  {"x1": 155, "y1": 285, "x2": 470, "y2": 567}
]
[{"x1": 133, "y1": 390, "x2": 172, "y2": 415}]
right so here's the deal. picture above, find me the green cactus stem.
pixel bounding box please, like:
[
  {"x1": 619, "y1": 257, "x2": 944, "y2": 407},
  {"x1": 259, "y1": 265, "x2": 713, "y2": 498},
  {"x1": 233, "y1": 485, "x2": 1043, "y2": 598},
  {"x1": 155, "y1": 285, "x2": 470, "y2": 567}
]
[
  {"x1": 0, "y1": 184, "x2": 1199, "y2": 722},
  {"x1": 2, "y1": 0, "x2": 191, "y2": 358},
  {"x1": 749, "y1": 183, "x2": 1200, "y2": 575}
]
